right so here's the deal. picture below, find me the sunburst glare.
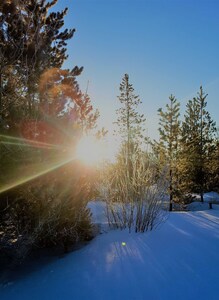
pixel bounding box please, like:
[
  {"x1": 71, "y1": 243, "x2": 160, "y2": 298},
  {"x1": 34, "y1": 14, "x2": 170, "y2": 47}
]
[{"x1": 76, "y1": 135, "x2": 106, "y2": 165}]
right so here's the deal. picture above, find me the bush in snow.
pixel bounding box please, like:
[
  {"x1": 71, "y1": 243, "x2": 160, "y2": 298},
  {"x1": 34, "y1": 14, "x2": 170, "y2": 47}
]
[
  {"x1": 99, "y1": 152, "x2": 168, "y2": 232},
  {"x1": 0, "y1": 162, "x2": 95, "y2": 263}
]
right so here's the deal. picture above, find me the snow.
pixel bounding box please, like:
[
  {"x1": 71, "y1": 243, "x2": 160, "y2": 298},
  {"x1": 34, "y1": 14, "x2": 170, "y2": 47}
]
[
  {"x1": 87, "y1": 200, "x2": 108, "y2": 225},
  {"x1": 204, "y1": 192, "x2": 219, "y2": 203},
  {"x1": 188, "y1": 192, "x2": 219, "y2": 210},
  {"x1": 191, "y1": 192, "x2": 219, "y2": 203},
  {"x1": 1, "y1": 201, "x2": 219, "y2": 300}
]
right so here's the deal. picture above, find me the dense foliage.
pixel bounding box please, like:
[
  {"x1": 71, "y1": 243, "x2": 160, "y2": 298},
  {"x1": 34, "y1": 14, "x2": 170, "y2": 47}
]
[
  {"x1": 154, "y1": 95, "x2": 181, "y2": 210},
  {"x1": 0, "y1": 0, "x2": 98, "y2": 263},
  {"x1": 155, "y1": 87, "x2": 218, "y2": 207}
]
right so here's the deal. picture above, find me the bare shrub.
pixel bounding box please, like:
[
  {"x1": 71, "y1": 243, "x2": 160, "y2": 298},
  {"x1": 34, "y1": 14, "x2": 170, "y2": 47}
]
[{"x1": 99, "y1": 153, "x2": 168, "y2": 232}]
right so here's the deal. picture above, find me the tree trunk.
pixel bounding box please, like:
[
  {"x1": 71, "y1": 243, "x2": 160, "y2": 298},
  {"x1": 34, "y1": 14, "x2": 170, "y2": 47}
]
[
  {"x1": 200, "y1": 191, "x2": 204, "y2": 203},
  {"x1": 200, "y1": 92, "x2": 204, "y2": 202},
  {"x1": 169, "y1": 168, "x2": 173, "y2": 211},
  {"x1": 0, "y1": 71, "x2": 2, "y2": 121}
]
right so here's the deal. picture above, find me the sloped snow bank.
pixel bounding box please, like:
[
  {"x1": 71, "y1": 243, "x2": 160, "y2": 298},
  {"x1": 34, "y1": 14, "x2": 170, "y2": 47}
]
[
  {"x1": 1, "y1": 206, "x2": 219, "y2": 300},
  {"x1": 188, "y1": 192, "x2": 219, "y2": 211},
  {"x1": 204, "y1": 191, "x2": 219, "y2": 202}
]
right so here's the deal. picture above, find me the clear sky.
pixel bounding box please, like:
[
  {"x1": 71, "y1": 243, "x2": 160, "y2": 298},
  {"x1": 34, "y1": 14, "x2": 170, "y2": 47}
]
[{"x1": 53, "y1": 0, "x2": 219, "y2": 143}]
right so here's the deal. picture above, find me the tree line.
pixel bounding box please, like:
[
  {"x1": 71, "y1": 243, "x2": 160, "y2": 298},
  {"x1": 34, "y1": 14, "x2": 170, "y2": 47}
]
[{"x1": 111, "y1": 74, "x2": 218, "y2": 217}]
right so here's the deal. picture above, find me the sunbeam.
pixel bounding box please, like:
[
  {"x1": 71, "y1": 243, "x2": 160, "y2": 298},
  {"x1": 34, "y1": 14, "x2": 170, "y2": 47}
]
[
  {"x1": 0, "y1": 136, "x2": 75, "y2": 194},
  {"x1": 0, "y1": 156, "x2": 75, "y2": 194},
  {"x1": 0, "y1": 134, "x2": 61, "y2": 150}
]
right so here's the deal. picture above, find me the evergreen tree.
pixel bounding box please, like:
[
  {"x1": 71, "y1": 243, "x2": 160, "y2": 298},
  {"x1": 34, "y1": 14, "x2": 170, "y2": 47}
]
[
  {"x1": 115, "y1": 74, "x2": 146, "y2": 176},
  {"x1": 206, "y1": 127, "x2": 219, "y2": 191},
  {"x1": 0, "y1": 0, "x2": 81, "y2": 127},
  {"x1": 155, "y1": 95, "x2": 180, "y2": 211},
  {"x1": 180, "y1": 86, "x2": 217, "y2": 201}
]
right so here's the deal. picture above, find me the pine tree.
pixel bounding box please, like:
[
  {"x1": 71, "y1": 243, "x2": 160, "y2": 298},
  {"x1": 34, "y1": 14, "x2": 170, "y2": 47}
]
[
  {"x1": 115, "y1": 74, "x2": 146, "y2": 175},
  {"x1": 206, "y1": 127, "x2": 219, "y2": 191},
  {"x1": 180, "y1": 86, "x2": 217, "y2": 201},
  {"x1": 0, "y1": 0, "x2": 80, "y2": 126},
  {"x1": 155, "y1": 95, "x2": 180, "y2": 211}
]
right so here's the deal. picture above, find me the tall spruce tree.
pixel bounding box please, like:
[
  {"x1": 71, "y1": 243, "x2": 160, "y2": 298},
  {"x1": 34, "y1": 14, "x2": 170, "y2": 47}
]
[
  {"x1": 155, "y1": 95, "x2": 180, "y2": 211},
  {"x1": 115, "y1": 74, "x2": 146, "y2": 173},
  {"x1": 206, "y1": 127, "x2": 219, "y2": 191},
  {"x1": 180, "y1": 86, "x2": 217, "y2": 201},
  {"x1": 114, "y1": 74, "x2": 146, "y2": 202},
  {"x1": 0, "y1": 0, "x2": 83, "y2": 188},
  {"x1": 0, "y1": 0, "x2": 81, "y2": 128}
]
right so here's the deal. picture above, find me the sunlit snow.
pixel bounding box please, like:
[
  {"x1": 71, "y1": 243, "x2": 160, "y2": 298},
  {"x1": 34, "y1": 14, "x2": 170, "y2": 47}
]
[{"x1": 1, "y1": 196, "x2": 219, "y2": 300}]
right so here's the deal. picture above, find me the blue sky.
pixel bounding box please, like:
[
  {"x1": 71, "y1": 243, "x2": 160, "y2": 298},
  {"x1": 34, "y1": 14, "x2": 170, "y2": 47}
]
[{"x1": 53, "y1": 0, "x2": 219, "y2": 141}]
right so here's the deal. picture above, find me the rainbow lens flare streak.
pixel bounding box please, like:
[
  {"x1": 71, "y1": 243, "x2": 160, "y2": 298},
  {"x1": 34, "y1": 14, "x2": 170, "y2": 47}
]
[{"x1": 0, "y1": 134, "x2": 74, "y2": 194}]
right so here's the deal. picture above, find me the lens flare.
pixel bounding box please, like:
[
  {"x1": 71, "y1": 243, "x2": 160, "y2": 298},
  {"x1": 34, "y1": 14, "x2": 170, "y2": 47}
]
[
  {"x1": 0, "y1": 134, "x2": 61, "y2": 149},
  {"x1": 0, "y1": 156, "x2": 75, "y2": 194},
  {"x1": 76, "y1": 135, "x2": 105, "y2": 165},
  {"x1": 0, "y1": 134, "x2": 73, "y2": 194}
]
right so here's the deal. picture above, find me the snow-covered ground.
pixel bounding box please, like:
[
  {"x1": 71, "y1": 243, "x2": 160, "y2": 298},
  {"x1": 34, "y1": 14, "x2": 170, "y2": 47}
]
[
  {"x1": 1, "y1": 201, "x2": 219, "y2": 300},
  {"x1": 190, "y1": 191, "x2": 219, "y2": 203}
]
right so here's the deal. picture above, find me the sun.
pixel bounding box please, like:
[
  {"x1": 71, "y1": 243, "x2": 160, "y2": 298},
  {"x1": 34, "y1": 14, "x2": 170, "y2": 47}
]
[{"x1": 76, "y1": 135, "x2": 105, "y2": 165}]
